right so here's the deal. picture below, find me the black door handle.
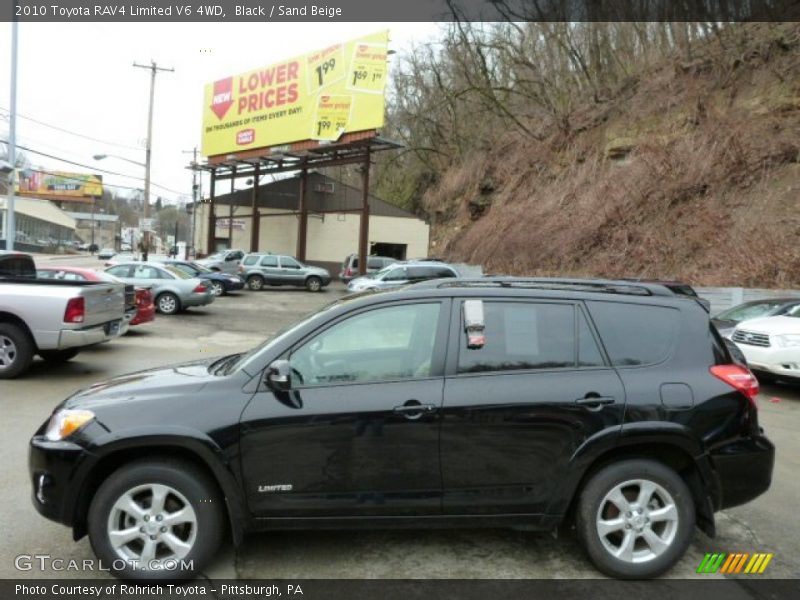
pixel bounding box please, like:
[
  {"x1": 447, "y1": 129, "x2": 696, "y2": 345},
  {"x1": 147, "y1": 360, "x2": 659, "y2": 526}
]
[{"x1": 575, "y1": 395, "x2": 616, "y2": 407}]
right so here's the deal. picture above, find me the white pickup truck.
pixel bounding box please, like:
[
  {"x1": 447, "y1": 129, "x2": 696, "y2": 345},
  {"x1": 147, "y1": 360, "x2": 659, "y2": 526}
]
[{"x1": 0, "y1": 252, "x2": 127, "y2": 378}]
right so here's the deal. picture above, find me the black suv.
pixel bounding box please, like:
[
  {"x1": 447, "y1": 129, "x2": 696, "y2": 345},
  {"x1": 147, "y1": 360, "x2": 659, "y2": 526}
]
[{"x1": 29, "y1": 278, "x2": 774, "y2": 580}]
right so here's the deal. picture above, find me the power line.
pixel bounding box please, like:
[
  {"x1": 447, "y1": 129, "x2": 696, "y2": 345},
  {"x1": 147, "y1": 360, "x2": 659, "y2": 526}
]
[
  {"x1": 0, "y1": 105, "x2": 142, "y2": 151},
  {"x1": 0, "y1": 139, "x2": 187, "y2": 196}
]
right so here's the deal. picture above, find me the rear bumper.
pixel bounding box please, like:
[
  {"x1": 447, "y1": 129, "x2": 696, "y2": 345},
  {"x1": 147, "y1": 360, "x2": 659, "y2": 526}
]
[
  {"x1": 183, "y1": 293, "x2": 215, "y2": 307},
  {"x1": 130, "y1": 305, "x2": 155, "y2": 326},
  {"x1": 709, "y1": 434, "x2": 775, "y2": 511},
  {"x1": 58, "y1": 320, "x2": 123, "y2": 349}
]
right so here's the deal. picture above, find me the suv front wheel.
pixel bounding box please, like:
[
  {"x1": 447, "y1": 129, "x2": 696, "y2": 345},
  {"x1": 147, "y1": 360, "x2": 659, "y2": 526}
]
[
  {"x1": 576, "y1": 459, "x2": 695, "y2": 579},
  {"x1": 88, "y1": 458, "x2": 224, "y2": 580}
]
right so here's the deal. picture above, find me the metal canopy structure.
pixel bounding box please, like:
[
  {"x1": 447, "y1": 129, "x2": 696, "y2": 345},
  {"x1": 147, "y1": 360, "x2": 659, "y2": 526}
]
[{"x1": 193, "y1": 130, "x2": 402, "y2": 274}]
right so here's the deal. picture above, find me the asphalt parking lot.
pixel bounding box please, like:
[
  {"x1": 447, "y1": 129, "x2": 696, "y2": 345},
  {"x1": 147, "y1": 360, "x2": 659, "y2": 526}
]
[{"x1": 1, "y1": 258, "x2": 799, "y2": 580}]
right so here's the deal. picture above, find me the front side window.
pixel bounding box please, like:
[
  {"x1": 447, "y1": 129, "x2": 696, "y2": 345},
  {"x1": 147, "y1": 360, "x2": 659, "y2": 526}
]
[
  {"x1": 132, "y1": 266, "x2": 164, "y2": 280},
  {"x1": 458, "y1": 302, "x2": 576, "y2": 374},
  {"x1": 290, "y1": 303, "x2": 441, "y2": 386},
  {"x1": 107, "y1": 266, "x2": 131, "y2": 278},
  {"x1": 280, "y1": 257, "x2": 301, "y2": 269},
  {"x1": 243, "y1": 255, "x2": 260, "y2": 266}
]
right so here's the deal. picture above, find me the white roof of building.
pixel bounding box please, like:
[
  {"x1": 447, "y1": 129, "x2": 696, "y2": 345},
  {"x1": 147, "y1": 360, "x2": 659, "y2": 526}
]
[
  {"x1": 66, "y1": 212, "x2": 119, "y2": 222},
  {"x1": 0, "y1": 196, "x2": 76, "y2": 230}
]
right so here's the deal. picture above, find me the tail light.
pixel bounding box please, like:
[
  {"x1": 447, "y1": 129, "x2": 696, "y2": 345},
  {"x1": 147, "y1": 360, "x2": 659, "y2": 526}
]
[
  {"x1": 345, "y1": 267, "x2": 353, "y2": 277},
  {"x1": 64, "y1": 297, "x2": 85, "y2": 323},
  {"x1": 710, "y1": 364, "x2": 759, "y2": 406},
  {"x1": 193, "y1": 283, "x2": 208, "y2": 293}
]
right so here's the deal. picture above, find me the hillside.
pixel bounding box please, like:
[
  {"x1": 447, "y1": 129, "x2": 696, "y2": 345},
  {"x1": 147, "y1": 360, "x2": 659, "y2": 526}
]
[{"x1": 415, "y1": 23, "x2": 800, "y2": 287}]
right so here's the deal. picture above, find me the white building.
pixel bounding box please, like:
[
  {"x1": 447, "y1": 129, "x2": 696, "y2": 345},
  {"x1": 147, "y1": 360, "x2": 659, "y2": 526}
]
[{"x1": 193, "y1": 172, "x2": 430, "y2": 273}]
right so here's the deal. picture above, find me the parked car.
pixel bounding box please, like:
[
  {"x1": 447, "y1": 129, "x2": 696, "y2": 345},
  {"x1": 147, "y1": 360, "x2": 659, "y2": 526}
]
[
  {"x1": 195, "y1": 249, "x2": 245, "y2": 275},
  {"x1": 97, "y1": 248, "x2": 116, "y2": 260},
  {"x1": 27, "y1": 277, "x2": 773, "y2": 580},
  {"x1": 731, "y1": 308, "x2": 800, "y2": 382},
  {"x1": 339, "y1": 254, "x2": 398, "y2": 282},
  {"x1": 37, "y1": 266, "x2": 155, "y2": 328},
  {"x1": 159, "y1": 260, "x2": 244, "y2": 296},
  {"x1": 712, "y1": 298, "x2": 800, "y2": 339},
  {"x1": 239, "y1": 253, "x2": 331, "y2": 292},
  {"x1": 346, "y1": 260, "x2": 459, "y2": 292},
  {"x1": 0, "y1": 252, "x2": 126, "y2": 378},
  {"x1": 104, "y1": 262, "x2": 214, "y2": 315}
]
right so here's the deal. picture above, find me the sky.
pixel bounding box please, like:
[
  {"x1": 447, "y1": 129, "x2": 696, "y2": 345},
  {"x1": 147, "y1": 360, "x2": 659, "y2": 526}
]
[{"x1": 0, "y1": 22, "x2": 441, "y2": 205}]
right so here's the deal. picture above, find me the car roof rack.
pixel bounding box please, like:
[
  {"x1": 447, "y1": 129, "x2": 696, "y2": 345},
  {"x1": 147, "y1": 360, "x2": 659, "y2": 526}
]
[{"x1": 426, "y1": 277, "x2": 677, "y2": 297}]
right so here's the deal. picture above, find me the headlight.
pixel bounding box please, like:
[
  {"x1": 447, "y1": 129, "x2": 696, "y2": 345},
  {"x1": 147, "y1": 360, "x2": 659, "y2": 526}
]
[
  {"x1": 44, "y1": 409, "x2": 95, "y2": 441},
  {"x1": 776, "y1": 334, "x2": 800, "y2": 348}
]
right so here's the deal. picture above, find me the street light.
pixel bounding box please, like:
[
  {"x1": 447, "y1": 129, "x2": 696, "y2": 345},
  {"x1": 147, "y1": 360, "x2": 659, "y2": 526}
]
[{"x1": 94, "y1": 153, "x2": 149, "y2": 259}]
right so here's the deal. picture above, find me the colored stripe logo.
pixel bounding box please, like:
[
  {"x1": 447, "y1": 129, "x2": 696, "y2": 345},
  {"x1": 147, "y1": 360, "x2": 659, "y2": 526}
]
[{"x1": 697, "y1": 552, "x2": 773, "y2": 574}]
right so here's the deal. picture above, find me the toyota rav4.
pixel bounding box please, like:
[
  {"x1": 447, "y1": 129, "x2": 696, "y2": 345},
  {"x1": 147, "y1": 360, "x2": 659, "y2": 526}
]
[{"x1": 29, "y1": 277, "x2": 774, "y2": 580}]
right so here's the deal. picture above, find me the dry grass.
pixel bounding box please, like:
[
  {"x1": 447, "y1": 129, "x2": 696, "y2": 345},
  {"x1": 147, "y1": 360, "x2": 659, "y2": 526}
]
[{"x1": 425, "y1": 24, "x2": 800, "y2": 287}]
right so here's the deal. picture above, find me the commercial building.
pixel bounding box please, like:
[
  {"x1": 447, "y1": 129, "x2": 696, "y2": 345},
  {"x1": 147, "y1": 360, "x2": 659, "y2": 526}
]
[
  {"x1": 65, "y1": 212, "x2": 119, "y2": 250},
  {"x1": 193, "y1": 172, "x2": 430, "y2": 272},
  {"x1": 0, "y1": 196, "x2": 76, "y2": 251}
]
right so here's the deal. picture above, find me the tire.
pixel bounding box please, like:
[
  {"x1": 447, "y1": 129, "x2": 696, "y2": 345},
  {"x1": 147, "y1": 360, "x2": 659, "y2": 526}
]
[
  {"x1": 88, "y1": 458, "x2": 225, "y2": 581},
  {"x1": 247, "y1": 275, "x2": 264, "y2": 291},
  {"x1": 575, "y1": 459, "x2": 695, "y2": 579},
  {"x1": 39, "y1": 348, "x2": 80, "y2": 363},
  {"x1": 210, "y1": 280, "x2": 225, "y2": 297},
  {"x1": 305, "y1": 276, "x2": 323, "y2": 292},
  {"x1": 156, "y1": 293, "x2": 181, "y2": 315},
  {"x1": 0, "y1": 323, "x2": 35, "y2": 379}
]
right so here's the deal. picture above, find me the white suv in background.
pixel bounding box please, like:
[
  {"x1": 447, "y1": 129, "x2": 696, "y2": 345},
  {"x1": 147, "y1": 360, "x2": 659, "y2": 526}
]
[{"x1": 732, "y1": 309, "x2": 800, "y2": 382}]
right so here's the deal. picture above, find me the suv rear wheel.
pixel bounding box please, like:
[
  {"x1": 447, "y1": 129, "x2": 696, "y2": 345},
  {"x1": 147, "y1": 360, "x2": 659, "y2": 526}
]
[
  {"x1": 88, "y1": 458, "x2": 224, "y2": 580},
  {"x1": 576, "y1": 459, "x2": 695, "y2": 579}
]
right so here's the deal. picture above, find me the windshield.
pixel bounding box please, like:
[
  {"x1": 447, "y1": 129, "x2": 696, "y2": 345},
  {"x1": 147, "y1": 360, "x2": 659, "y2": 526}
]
[{"x1": 715, "y1": 301, "x2": 785, "y2": 322}]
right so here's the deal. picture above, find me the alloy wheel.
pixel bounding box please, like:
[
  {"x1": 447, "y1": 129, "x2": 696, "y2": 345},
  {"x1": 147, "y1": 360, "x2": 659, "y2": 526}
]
[
  {"x1": 0, "y1": 335, "x2": 18, "y2": 371},
  {"x1": 106, "y1": 483, "x2": 197, "y2": 568},
  {"x1": 211, "y1": 281, "x2": 224, "y2": 296},
  {"x1": 595, "y1": 478, "x2": 679, "y2": 564},
  {"x1": 158, "y1": 295, "x2": 178, "y2": 314}
]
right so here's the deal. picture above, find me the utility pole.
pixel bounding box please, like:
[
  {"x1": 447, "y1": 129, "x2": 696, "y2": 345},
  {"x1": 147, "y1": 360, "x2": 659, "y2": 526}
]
[
  {"x1": 133, "y1": 60, "x2": 173, "y2": 261},
  {"x1": 5, "y1": 18, "x2": 18, "y2": 251},
  {"x1": 183, "y1": 147, "x2": 199, "y2": 260}
]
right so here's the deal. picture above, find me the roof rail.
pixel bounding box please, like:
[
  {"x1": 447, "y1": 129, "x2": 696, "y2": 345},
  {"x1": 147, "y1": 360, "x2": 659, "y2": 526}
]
[{"x1": 431, "y1": 277, "x2": 672, "y2": 297}]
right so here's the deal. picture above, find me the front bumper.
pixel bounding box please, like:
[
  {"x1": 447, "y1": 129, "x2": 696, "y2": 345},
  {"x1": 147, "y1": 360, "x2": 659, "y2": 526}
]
[
  {"x1": 736, "y1": 343, "x2": 800, "y2": 379},
  {"x1": 29, "y1": 435, "x2": 90, "y2": 527},
  {"x1": 709, "y1": 434, "x2": 775, "y2": 511},
  {"x1": 224, "y1": 278, "x2": 245, "y2": 291},
  {"x1": 58, "y1": 320, "x2": 124, "y2": 349}
]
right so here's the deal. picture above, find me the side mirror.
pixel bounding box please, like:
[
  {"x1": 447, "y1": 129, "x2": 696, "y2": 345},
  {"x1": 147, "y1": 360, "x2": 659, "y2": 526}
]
[
  {"x1": 463, "y1": 299, "x2": 486, "y2": 349},
  {"x1": 266, "y1": 359, "x2": 292, "y2": 391}
]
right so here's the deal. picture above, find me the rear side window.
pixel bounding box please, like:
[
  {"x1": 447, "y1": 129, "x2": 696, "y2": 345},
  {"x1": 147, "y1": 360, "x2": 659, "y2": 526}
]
[
  {"x1": 458, "y1": 302, "x2": 575, "y2": 374},
  {"x1": 587, "y1": 301, "x2": 679, "y2": 367},
  {"x1": 260, "y1": 255, "x2": 278, "y2": 267}
]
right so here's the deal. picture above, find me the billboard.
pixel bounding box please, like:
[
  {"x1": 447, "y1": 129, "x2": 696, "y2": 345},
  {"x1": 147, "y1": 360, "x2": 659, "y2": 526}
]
[
  {"x1": 202, "y1": 31, "x2": 389, "y2": 157},
  {"x1": 15, "y1": 170, "x2": 103, "y2": 201}
]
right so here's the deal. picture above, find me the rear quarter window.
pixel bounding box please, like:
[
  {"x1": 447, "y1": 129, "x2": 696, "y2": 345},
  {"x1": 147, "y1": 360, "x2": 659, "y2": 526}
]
[{"x1": 586, "y1": 301, "x2": 679, "y2": 367}]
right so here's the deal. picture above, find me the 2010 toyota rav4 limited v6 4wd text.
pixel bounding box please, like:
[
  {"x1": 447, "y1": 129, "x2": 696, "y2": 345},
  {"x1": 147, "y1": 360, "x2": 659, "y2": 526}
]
[{"x1": 29, "y1": 278, "x2": 774, "y2": 580}]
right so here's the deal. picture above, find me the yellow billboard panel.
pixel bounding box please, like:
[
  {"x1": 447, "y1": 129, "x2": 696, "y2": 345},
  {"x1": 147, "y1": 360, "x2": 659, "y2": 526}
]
[
  {"x1": 201, "y1": 31, "x2": 388, "y2": 157},
  {"x1": 16, "y1": 170, "x2": 103, "y2": 200}
]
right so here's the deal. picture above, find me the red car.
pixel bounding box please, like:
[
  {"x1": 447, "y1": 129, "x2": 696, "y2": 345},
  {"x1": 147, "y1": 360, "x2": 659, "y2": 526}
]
[{"x1": 36, "y1": 266, "x2": 156, "y2": 327}]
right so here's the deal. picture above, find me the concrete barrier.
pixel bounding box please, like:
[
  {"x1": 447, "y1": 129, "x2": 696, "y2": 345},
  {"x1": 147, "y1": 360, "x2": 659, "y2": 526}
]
[{"x1": 696, "y1": 287, "x2": 800, "y2": 315}]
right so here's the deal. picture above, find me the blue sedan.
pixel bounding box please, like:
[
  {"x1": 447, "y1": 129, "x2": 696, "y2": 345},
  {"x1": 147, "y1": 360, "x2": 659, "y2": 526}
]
[{"x1": 159, "y1": 260, "x2": 244, "y2": 296}]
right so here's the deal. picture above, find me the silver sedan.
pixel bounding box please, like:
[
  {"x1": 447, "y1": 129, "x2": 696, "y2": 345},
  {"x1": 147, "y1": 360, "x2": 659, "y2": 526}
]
[{"x1": 104, "y1": 262, "x2": 215, "y2": 315}]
